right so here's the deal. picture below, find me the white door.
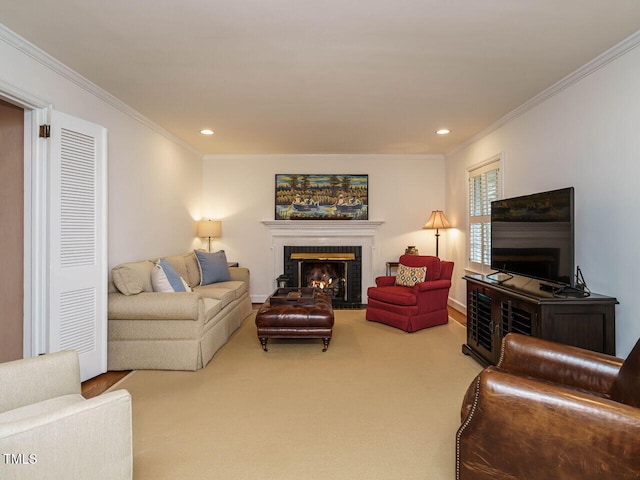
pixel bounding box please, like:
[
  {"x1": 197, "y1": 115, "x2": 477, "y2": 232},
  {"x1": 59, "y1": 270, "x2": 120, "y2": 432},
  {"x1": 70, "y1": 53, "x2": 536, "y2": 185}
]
[{"x1": 47, "y1": 111, "x2": 107, "y2": 381}]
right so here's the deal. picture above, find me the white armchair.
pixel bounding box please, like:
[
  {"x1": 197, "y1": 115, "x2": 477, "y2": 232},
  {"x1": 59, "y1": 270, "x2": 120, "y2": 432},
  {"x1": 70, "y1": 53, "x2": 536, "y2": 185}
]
[{"x1": 0, "y1": 350, "x2": 132, "y2": 480}]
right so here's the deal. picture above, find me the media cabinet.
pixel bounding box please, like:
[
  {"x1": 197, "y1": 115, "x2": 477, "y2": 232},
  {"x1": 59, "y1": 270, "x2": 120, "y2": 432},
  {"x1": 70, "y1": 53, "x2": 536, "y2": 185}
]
[{"x1": 462, "y1": 274, "x2": 617, "y2": 366}]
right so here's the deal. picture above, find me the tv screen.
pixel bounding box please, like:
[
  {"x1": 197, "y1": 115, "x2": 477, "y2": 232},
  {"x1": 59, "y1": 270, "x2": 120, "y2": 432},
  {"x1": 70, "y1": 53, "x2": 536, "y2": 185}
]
[{"x1": 491, "y1": 187, "x2": 574, "y2": 287}]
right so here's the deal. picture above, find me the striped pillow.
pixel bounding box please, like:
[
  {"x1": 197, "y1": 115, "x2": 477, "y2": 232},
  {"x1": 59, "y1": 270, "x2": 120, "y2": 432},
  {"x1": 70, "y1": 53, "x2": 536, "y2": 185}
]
[{"x1": 151, "y1": 259, "x2": 189, "y2": 292}]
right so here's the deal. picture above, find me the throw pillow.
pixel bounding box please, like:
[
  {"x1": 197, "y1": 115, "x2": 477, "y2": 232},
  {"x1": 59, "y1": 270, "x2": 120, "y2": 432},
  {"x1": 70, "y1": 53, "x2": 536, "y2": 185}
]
[
  {"x1": 151, "y1": 259, "x2": 188, "y2": 293},
  {"x1": 111, "y1": 260, "x2": 155, "y2": 295},
  {"x1": 194, "y1": 250, "x2": 231, "y2": 285},
  {"x1": 395, "y1": 264, "x2": 427, "y2": 287}
]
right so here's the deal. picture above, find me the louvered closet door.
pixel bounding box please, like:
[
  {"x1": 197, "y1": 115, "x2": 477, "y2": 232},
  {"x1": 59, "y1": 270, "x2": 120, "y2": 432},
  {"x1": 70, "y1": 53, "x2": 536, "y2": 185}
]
[{"x1": 48, "y1": 111, "x2": 107, "y2": 381}]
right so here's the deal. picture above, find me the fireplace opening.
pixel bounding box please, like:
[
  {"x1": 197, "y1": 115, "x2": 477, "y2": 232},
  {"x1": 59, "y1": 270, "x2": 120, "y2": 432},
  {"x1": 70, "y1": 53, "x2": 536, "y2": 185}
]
[
  {"x1": 300, "y1": 261, "x2": 347, "y2": 301},
  {"x1": 283, "y1": 246, "x2": 362, "y2": 308}
]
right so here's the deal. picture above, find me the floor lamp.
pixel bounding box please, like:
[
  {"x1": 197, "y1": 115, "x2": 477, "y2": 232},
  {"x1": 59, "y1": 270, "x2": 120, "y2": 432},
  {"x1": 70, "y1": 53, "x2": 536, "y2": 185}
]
[
  {"x1": 423, "y1": 210, "x2": 451, "y2": 257},
  {"x1": 197, "y1": 220, "x2": 221, "y2": 252}
]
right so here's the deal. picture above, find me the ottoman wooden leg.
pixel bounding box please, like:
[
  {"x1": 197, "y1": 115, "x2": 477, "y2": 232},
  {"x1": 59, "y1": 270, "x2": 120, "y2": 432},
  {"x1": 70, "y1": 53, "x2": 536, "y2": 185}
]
[
  {"x1": 322, "y1": 338, "x2": 331, "y2": 352},
  {"x1": 260, "y1": 338, "x2": 268, "y2": 352}
]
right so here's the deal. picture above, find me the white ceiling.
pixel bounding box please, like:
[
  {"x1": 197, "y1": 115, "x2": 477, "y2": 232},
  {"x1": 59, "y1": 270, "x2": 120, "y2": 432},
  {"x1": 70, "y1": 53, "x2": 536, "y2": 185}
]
[{"x1": 2, "y1": 1, "x2": 640, "y2": 155}]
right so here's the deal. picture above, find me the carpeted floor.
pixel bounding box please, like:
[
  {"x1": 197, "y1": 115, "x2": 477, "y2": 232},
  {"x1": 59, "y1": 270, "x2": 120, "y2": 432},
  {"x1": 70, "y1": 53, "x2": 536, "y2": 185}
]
[{"x1": 110, "y1": 310, "x2": 482, "y2": 480}]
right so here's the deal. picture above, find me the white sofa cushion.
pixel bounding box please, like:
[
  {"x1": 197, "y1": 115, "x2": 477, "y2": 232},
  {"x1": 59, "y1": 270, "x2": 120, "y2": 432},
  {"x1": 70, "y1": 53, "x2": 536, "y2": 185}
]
[
  {"x1": 209, "y1": 280, "x2": 247, "y2": 299},
  {"x1": 194, "y1": 285, "x2": 236, "y2": 309},
  {"x1": 202, "y1": 298, "x2": 223, "y2": 324},
  {"x1": 0, "y1": 394, "x2": 84, "y2": 422}
]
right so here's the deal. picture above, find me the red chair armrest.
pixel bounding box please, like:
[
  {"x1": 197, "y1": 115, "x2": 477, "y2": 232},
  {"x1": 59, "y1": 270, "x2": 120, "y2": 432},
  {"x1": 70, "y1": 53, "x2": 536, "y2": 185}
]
[
  {"x1": 414, "y1": 279, "x2": 452, "y2": 292},
  {"x1": 375, "y1": 276, "x2": 396, "y2": 287}
]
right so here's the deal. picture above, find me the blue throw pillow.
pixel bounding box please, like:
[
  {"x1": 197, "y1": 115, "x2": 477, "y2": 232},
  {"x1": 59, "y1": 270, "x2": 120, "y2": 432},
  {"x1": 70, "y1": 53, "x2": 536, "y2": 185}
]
[
  {"x1": 194, "y1": 250, "x2": 231, "y2": 285},
  {"x1": 151, "y1": 259, "x2": 187, "y2": 292}
]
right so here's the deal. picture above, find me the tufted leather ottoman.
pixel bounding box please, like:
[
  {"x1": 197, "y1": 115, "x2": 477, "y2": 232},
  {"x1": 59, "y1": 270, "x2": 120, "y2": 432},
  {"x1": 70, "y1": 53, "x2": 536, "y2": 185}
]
[{"x1": 255, "y1": 291, "x2": 334, "y2": 352}]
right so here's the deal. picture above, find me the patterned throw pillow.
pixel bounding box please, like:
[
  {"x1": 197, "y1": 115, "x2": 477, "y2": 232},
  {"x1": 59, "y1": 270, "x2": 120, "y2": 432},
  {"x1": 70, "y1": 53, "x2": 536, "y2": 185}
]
[{"x1": 395, "y1": 264, "x2": 427, "y2": 287}]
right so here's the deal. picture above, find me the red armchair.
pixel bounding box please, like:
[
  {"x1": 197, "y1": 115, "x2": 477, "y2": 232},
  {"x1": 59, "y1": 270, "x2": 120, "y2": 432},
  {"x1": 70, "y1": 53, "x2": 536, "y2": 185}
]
[{"x1": 366, "y1": 255, "x2": 454, "y2": 332}]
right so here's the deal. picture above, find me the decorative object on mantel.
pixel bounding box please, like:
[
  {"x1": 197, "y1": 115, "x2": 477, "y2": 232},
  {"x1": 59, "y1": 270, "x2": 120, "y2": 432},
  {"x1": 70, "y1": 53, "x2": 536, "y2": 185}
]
[
  {"x1": 197, "y1": 219, "x2": 221, "y2": 252},
  {"x1": 423, "y1": 210, "x2": 451, "y2": 257},
  {"x1": 275, "y1": 174, "x2": 368, "y2": 220},
  {"x1": 405, "y1": 246, "x2": 419, "y2": 255}
]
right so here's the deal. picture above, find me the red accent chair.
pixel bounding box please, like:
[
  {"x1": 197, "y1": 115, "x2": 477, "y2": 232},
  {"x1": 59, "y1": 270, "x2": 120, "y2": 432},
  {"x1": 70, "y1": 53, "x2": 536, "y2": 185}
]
[{"x1": 366, "y1": 255, "x2": 454, "y2": 332}]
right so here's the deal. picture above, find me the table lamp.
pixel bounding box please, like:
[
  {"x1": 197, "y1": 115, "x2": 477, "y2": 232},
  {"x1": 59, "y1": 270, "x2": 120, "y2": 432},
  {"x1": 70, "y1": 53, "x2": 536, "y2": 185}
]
[{"x1": 197, "y1": 220, "x2": 221, "y2": 252}]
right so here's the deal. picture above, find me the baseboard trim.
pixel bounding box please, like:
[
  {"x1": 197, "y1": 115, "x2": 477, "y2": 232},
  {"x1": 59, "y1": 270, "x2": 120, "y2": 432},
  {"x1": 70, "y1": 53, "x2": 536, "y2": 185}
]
[{"x1": 448, "y1": 297, "x2": 465, "y2": 314}]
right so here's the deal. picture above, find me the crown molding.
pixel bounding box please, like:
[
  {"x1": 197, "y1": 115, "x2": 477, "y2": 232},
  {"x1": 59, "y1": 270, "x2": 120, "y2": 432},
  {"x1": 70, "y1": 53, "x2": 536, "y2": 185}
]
[
  {"x1": 0, "y1": 23, "x2": 201, "y2": 156},
  {"x1": 203, "y1": 153, "x2": 445, "y2": 161},
  {"x1": 447, "y1": 29, "x2": 640, "y2": 157}
]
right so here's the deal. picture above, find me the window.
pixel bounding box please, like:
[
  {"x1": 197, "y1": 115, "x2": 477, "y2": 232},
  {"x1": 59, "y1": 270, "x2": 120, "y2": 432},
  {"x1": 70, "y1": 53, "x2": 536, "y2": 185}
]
[{"x1": 468, "y1": 156, "x2": 501, "y2": 273}]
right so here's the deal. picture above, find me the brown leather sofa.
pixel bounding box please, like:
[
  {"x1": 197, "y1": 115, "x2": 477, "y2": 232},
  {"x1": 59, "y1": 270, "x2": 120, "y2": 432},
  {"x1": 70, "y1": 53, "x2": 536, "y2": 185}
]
[{"x1": 457, "y1": 333, "x2": 640, "y2": 480}]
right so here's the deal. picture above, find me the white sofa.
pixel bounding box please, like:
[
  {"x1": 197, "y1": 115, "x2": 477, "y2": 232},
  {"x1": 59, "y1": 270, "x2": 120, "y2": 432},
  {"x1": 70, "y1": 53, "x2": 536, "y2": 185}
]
[
  {"x1": 108, "y1": 251, "x2": 252, "y2": 371},
  {"x1": 0, "y1": 350, "x2": 132, "y2": 480}
]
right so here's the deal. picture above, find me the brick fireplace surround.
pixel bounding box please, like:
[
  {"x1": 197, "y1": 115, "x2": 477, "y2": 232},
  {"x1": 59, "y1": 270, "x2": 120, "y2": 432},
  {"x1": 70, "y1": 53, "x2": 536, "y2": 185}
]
[{"x1": 262, "y1": 220, "x2": 383, "y2": 305}]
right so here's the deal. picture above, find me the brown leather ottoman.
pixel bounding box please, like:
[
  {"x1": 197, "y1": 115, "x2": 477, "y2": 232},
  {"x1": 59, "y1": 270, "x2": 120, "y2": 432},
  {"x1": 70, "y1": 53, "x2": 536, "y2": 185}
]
[{"x1": 255, "y1": 292, "x2": 334, "y2": 352}]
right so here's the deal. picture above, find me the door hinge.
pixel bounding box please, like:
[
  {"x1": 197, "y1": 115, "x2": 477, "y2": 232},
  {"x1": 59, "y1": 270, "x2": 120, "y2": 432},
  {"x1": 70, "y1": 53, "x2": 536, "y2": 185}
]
[{"x1": 39, "y1": 124, "x2": 51, "y2": 138}]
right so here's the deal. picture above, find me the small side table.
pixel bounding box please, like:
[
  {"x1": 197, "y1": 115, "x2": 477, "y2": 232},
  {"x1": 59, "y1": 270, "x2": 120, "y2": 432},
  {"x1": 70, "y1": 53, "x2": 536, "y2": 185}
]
[{"x1": 386, "y1": 261, "x2": 399, "y2": 276}]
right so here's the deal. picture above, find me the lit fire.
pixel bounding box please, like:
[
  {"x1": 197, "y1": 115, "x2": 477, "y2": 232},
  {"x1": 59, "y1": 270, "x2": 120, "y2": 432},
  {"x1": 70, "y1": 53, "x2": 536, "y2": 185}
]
[
  {"x1": 309, "y1": 278, "x2": 333, "y2": 290},
  {"x1": 305, "y1": 263, "x2": 343, "y2": 297}
]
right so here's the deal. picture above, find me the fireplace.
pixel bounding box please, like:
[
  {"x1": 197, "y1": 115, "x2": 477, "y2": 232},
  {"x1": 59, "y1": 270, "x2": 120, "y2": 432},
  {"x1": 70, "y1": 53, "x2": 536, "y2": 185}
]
[
  {"x1": 284, "y1": 246, "x2": 362, "y2": 308},
  {"x1": 263, "y1": 219, "x2": 382, "y2": 306}
]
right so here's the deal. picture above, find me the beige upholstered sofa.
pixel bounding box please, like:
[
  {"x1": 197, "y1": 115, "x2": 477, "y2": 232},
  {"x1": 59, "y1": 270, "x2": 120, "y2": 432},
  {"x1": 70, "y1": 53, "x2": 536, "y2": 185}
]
[
  {"x1": 0, "y1": 350, "x2": 132, "y2": 480},
  {"x1": 108, "y1": 251, "x2": 252, "y2": 371}
]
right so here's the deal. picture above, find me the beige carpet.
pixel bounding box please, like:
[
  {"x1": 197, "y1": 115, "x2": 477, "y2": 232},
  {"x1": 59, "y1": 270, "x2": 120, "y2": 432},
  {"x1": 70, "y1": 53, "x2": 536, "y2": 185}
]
[{"x1": 111, "y1": 310, "x2": 482, "y2": 480}]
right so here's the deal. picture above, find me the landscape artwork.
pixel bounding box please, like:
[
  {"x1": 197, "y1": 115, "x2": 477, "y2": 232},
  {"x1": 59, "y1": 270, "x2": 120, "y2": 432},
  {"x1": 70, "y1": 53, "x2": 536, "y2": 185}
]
[{"x1": 275, "y1": 174, "x2": 369, "y2": 220}]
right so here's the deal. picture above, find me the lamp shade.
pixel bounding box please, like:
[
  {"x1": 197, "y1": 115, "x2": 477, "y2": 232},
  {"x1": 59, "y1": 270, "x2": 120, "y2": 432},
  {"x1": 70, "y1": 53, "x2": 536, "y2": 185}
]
[
  {"x1": 197, "y1": 220, "x2": 221, "y2": 238},
  {"x1": 423, "y1": 210, "x2": 451, "y2": 230}
]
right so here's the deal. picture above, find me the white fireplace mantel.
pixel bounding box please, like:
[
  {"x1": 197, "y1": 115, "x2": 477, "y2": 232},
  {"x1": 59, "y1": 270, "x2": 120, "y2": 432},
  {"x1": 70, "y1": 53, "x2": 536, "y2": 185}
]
[
  {"x1": 262, "y1": 220, "x2": 383, "y2": 235},
  {"x1": 262, "y1": 220, "x2": 384, "y2": 301}
]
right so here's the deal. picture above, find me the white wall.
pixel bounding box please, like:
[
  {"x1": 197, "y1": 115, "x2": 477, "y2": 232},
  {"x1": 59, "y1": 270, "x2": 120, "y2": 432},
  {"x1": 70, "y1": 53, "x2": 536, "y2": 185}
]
[
  {"x1": 202, "y1": 155, "x2": 446, "y2": 301},
  {"x1": 445, "y1": 42, "x2": 640, "y2": 357},
  {"x1": 0, "y1": 27, "x2": 203, "y2": 268}
]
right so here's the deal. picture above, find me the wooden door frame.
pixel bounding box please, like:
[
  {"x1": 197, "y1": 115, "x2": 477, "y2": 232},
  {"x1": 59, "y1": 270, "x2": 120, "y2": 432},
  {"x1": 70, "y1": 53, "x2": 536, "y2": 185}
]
[{"x1": 0, "y1": 78, "x2": 52, "y2": 358}]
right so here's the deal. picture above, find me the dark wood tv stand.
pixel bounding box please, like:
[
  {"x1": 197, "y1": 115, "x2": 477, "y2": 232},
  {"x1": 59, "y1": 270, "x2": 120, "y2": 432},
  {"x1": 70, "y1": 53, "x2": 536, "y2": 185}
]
[{"x1": 462, "y1": 274, "x2": 617, "y2": 366}]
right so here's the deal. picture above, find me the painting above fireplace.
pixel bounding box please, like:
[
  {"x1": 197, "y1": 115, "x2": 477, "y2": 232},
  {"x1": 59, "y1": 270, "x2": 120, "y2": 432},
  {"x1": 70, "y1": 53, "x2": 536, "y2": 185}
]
[{"x1": 275, "y1": 174, "x2": 368, "y2": 220}]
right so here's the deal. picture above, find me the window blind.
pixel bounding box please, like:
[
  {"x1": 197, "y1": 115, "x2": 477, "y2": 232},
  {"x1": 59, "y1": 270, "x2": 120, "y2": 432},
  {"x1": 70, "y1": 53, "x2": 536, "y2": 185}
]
[{"x1": 468, "y1": 160, "x2": 501, "y2": 272}]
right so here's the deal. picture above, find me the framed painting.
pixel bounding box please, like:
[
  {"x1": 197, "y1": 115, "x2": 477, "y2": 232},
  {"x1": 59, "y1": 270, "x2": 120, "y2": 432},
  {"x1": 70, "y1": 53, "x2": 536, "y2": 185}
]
[{"x1": 275, "y1": 174, "x2": 368, "y2": 220}]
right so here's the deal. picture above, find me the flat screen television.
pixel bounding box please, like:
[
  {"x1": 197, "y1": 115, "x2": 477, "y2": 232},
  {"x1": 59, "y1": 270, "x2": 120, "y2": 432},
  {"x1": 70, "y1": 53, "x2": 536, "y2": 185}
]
[{"x1": 491, "y1": 187, "x2": 574, "y2": 287}]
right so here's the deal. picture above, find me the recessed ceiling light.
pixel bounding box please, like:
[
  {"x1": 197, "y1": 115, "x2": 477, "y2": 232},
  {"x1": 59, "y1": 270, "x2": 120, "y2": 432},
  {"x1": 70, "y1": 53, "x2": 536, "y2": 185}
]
[
  {"x1": 435, "y1": 129, "x2": 451, "y2": 135},
  {"x1": 200, "y1": 129, "x2": 214, "y2": 135}
]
